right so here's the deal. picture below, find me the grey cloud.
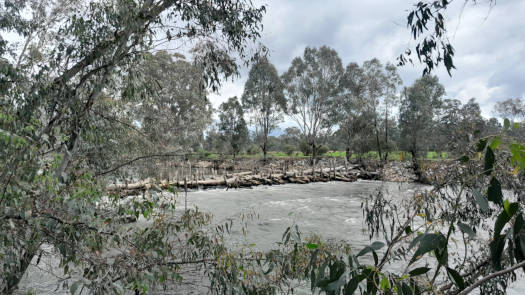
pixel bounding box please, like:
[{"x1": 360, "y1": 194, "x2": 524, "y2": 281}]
[{"x1": 209, "y1": 1, "x2": 525, "y2": 122}]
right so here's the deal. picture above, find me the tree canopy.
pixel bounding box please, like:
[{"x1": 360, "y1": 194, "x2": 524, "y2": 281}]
[{"x1": 282, "y1": 45, "x2": 343, "y2": 161}]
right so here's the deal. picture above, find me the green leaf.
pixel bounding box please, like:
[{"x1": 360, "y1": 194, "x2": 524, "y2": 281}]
[
  {"x1": 446, "y1": 267, "x2": 465, "y2": 290},
  {"x1": 380, "y1": 277, "x2": 391, "y2": 290},
  {"x1": 484, "y1": 147, "x2": 495, "y2": 176},
  {"x1": 504, "y1": 118, "x2": 511, "y2": 130},
  {"x1": 513, "y1": 214, "x2": 525, "y2": 237},
  {"x1": 400, "y1": 282, "x2": 413, "y2": 295},
  {"x1": 494, "y1": 204, "x2": 518, "y2": 237},
  {"x1": 356, "y1": 241, "x2": 385, "y2": 257},
  {"x1": 345, "y1": 273, "x2": 366, "y2": 295},
  {"x1": 473, "y1": 189, "x2": 489, "y2": 213},
  {"x1": 457, "y1": 222, "x2": 475, "y2": 238},
  {"x1": 514, "y1": 122, "x2": 520, "y2": 129},
  {"x1": 409, "y1": 233, "x2": 447, "y2": 265},
  {"x1": 513, "y1": 214, "x2": 525, "y2": 263},
  {"x1": 476, "y1": 139, "x2": 487, "y2": 152},
  {"x1": 487, "y1": 177, "x2": 503, "y2": 206},
  {"x1": 510, "y1": 143, "x2": 525, "y2": 170},
  {"x1": 306, "y1": 243, "x2": 318, "y2": 249},
  {"x1": 504, "y1": 200, "x2": 510, "y2": 215},
  {"x1": 409, "y1": 267, "x2": 431, "y2": 276},
  {"x1": 519, "y1": 234, "x2": 525, "y2": 261},
  {"x1": 490, "y1": 235, "x2": 506, "y2": 270},
  {"x1": 489, "y1": 136, "x2": 502, "y2": 150}
]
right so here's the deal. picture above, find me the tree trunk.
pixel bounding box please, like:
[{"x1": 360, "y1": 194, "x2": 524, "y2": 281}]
[
  {"x1": 262, "y1": 141, "x2": 267, "y2": 164},
  {"x1": 375, "y1": 131, "x2": 382, "y2": 162},
  {"x1": 384, "y1": 110, "x2": 389, "y2": 162},
  {"x1": 345, "y1": 147, "x2": 351, "y2": 162},
  {"x1": 311, "y1": 142, "x2": 317, "y2": 166},
  {"x1": 374, "y1": 116, "x2": 382, "y2": 162}
]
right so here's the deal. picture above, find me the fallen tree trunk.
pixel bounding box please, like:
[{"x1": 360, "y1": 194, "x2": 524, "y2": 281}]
[{"x1": 106, "y1": 164, "x2": 379, "y2": 197}]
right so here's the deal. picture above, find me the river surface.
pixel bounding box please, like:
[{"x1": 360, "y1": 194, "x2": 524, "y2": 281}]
[
  {"x1": 17, "y1": 180, "x2": 525, "y2": 294},
  {"x1": 185, "y1": 180, "x2": 417, "y2": 251}
]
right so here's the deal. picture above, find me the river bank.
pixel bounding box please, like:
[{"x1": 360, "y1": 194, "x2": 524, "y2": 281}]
[{"x1": 105, "y1": 158, "x2": 456, "y2": 196}]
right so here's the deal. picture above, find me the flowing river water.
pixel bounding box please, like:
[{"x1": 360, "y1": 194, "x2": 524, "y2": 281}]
[{"x1": 17, "y1": 180, "x2": 525, "y2": 294}]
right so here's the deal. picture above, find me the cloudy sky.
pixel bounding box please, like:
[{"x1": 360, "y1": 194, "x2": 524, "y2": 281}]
[{"x1": 208, "y1": 0, "x2": 525, "y2": 121}]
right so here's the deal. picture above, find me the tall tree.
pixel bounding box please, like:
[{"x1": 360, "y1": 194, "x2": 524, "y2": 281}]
[
  {"x1": 399, "y1": 75, "x2": 445, "y2": 158},
  {"x1": 218, "y1": 97, "x2": 249, "y2": 158},
  {"x1": 493, "y1": 97, "x2": 525, "y2": 123},
  {"x1": 137, "y1": 51, "x2": 213, "y2": 151},
  {"x1": 242, "y1": 56, "x2": 285, "y2": 162},
  {"x1": 337, "y1": 60, "x2": 401, "y2": 162},
  {"x1": 438, "y1": 98, "x2": 486, "y2": 154},
  {"x1": 380, "y1": 63, "x2": 402, "y2": 161},
  {"x1": 337, "y1": 62, "x2": 370, "y2": 161},
  {"x1": 282, "y1": 46, "x2": 343, "y2": 162}
]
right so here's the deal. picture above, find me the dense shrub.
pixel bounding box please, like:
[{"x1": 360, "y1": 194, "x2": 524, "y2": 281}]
[
  {"x1": 317, "y1": 144, "x2": 329, "y2": 155},
  {"x1": 283, "y1": 144, "x2": 296, "y2": 156},
  {"x1": 247, "y1": 143, "x2": 262, "y2": 155}
]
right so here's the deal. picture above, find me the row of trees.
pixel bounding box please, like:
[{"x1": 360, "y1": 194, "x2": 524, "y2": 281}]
[
  {"x1": 97, "y1": 46, "x2": 522, "y2": 164},
  {"x1": 201, "y1": 47, "x2": 524, "y2": 162}
]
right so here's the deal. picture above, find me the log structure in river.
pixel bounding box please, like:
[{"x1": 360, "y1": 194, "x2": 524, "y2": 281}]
[{"x1": 106, "y1": 165, "x2": 380, "y2": 197}]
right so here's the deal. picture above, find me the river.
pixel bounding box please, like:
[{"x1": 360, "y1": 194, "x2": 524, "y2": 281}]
[{"x1": 16, "y1": 180, "x2": 525, "y2": 294}]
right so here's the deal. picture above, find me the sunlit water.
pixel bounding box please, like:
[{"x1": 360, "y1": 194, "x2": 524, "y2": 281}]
[{"x1": 17, "y1": 180, "x2": 525, "y2": 294}]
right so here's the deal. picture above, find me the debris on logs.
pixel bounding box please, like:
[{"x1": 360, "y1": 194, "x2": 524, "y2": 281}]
[{"x1": 106, "y1": 165, "x2": 379, "y2": 197}]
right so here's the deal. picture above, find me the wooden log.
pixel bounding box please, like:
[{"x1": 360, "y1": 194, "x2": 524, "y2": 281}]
[{"x1": 106, "y1": 162, "x2": 375, "y2": 197}]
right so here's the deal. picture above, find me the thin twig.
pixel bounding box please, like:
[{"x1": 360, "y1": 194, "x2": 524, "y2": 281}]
[{"x1": 458, "y1": 260, "x2": 525, "y2": 295}]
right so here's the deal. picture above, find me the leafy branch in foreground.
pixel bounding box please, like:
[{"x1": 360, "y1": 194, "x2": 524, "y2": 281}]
[{"x1": 399, "y1": 0, "x2": 496, "y2": 76}]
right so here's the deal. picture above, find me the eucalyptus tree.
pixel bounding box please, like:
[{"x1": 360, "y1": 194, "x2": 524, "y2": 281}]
[
  {"x1": 437, "y1": 98, "x2": 486, "y2": 154},
  {"x1": 242, "y1": 56, "x2": 285, "y2": 162},
  {"x1": 399, "y1": 75, "x2": 445, "y2": 159},
  {"x1": 282, "y1": 46, "x2": 343, "y2": 162},
  {"x1": 136, "y1": 51, "x2": 213, "y2": 151},
  {"x1": 337, "y1": 60, "x2": 401, "y2": 161},
  {"x1": 218, "y1": 97, "x2": 249, "y2": 158},
  {"x1": 0, "y1": 0, "x2": 267, "y2": 293},
  {"x1": 337, "y1": 62, "x2": 371, "y2": 161},
  {"x1": 359, "y1": 59, "x2": 402, "y2": 161},
  {"x1": 494, "y1": 98, "x2": 525, "y2": 123},
  {"x1": 380, "y1": 63, "x2": 402, "y2": 160}
]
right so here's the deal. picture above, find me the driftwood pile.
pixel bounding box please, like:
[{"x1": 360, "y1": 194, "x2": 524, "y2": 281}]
[{"x1": 106, "y1": 164, "x2": 380, "y2": 197}]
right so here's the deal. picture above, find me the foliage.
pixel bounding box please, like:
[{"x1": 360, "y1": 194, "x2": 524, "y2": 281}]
[
  {"x1": 282, "y1": 46, "x2": 343, "y2": 161},
  {"x1": 247, "y1": 143, "x2": 262, "y2": 155},
  {"x1": 399, "y1": 75, "x2": 445, "y2": 158},
  {"x1": 398, "y1": 0, "x2": 495, "y2": 76},
  {"x1": 0, "y1": 0, "x2": 267, "y2": 293},
  {"x1": 242, "y1": 56, "x2": 286, "y2": 161},
  {"x1": 317, "y1": 145, "x2": 329, "y2": 156},
  {"x1": 494, "y1": 98, "x2": 525, "y2": 124},
  {"x1": 283, "y1": 144, "x2": 296, "y2": 156},
  {"x1": 336, "y1": 59, "x2": 402, "y2": 162},
  {"x1": 218, "y1": 97, "x2": 250, "y2": 157},
  {"x1": 135, "y1": 51, "x2": 213, "y2": 151}
]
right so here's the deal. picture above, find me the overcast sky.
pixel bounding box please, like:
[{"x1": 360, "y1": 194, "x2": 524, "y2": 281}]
[{"x1": 208, "y1": 0, "x2": 525, "y2": 122}]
